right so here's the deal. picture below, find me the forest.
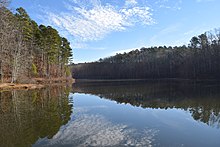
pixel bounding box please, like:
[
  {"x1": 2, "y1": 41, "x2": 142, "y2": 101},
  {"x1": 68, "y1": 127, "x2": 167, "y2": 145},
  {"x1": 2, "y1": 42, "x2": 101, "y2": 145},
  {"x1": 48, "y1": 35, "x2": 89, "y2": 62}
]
[
  {"x1": 0, "y1": 1, "x2": 72, "y2": 83},
  {"x1": 72, "y1": 29, "x2": 220, "y2": 80}
]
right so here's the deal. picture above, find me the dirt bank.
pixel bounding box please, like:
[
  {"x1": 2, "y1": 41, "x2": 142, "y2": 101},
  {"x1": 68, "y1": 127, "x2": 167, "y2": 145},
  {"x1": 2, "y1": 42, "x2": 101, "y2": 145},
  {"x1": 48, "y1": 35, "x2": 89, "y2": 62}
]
[{"x1": 0, "y1": 83, "x2": 45, "y2": 90}]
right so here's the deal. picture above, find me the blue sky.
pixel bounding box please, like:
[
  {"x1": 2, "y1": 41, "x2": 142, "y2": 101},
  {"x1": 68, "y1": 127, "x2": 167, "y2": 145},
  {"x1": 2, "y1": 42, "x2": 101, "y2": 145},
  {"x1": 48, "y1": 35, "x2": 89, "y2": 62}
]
[{"x1": 10, "y1": 0, "x2": 220, "y2": 63}]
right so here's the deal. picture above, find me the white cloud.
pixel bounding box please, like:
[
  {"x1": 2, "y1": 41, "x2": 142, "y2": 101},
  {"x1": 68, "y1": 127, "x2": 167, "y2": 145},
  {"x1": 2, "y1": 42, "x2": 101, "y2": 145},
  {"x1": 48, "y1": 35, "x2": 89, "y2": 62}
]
[
  {"x1": 121, "y1": 7, "x2": 153, "y2": 25},
  {"x1": 149, "y1": 23, "x2": 182, "y2": 46},
  {"x1": 155, "y1": 0, "x2": 182, "y2": 10},
  {"x1": 125, "y1": 0, "x2": 138, "y2": 7},
  {"x1": 43, "y1": 0, "x2": 154, "y2": 43}
]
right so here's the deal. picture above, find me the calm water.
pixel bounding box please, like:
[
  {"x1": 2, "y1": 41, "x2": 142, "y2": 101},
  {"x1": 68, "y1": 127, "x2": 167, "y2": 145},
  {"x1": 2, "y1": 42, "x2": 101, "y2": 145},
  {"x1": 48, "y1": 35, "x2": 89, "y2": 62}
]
[{"x1": 1, "y1": 81, "x2": 220, "y2": 147}]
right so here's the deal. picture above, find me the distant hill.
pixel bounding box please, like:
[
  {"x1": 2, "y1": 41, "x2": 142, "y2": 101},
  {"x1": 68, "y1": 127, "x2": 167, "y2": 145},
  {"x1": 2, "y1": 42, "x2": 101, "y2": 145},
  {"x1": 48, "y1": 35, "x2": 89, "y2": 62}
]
[{"x1": 72, "y1": 28, "x2": 220, "y2": 80}]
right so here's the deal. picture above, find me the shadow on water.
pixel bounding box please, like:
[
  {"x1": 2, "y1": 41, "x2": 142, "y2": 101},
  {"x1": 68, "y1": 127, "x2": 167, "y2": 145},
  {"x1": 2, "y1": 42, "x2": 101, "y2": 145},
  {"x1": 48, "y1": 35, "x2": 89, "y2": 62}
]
[
  {"x1": 72, "y1": 80, "x2": 220, "y2": 128},
  {"x1": 0, "y1": 85, "x2": 72, "y2": 147}
]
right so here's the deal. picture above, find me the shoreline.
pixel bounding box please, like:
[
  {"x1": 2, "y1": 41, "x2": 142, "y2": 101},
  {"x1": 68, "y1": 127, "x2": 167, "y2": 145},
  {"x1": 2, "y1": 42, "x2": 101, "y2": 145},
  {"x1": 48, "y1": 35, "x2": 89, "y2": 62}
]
[
  {"x1": 74, "y1": 78, "x2": 220, "y2": 83},
  {"x1": 0, "y1": 83, "x2": 45, "y2": 90},
  {"x1": 0, "y1": 77, "x2": 75, "y2": 91}
]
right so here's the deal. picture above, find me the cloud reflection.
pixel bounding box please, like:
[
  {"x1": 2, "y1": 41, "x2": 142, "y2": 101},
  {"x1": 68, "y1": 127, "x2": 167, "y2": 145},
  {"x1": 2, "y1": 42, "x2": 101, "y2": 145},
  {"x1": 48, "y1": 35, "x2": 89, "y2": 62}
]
[{"x1": 35, "y1": 108, "x2": 158, "y2": 147}]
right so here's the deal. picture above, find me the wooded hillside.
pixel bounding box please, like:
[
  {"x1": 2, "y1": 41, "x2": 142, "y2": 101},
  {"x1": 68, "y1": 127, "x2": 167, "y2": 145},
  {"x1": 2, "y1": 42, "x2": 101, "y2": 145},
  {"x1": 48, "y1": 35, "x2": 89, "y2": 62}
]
[
  {"x1": 72, "y1": 29, "x2": 220, "y2": 80},
  {"x1": 0, "y1": 2, "x2": 72, "y2": 83}
]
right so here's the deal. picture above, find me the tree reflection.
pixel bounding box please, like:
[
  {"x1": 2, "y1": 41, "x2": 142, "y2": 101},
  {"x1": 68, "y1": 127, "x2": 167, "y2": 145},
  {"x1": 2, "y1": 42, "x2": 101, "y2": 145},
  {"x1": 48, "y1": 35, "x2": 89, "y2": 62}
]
[
  {"x1": 0, "y1": 85, "x2": 72, "y2": 147},
  {"x1": 72, "y1": 80, "x2": 220, "y2": 128}
]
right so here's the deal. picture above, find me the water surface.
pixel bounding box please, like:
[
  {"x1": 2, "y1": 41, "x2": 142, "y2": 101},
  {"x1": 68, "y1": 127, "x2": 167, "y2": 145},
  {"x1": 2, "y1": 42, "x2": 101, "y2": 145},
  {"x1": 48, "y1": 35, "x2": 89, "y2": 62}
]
[{"x1": 1, "y1": 81, "x2": 220, "y2": 146}]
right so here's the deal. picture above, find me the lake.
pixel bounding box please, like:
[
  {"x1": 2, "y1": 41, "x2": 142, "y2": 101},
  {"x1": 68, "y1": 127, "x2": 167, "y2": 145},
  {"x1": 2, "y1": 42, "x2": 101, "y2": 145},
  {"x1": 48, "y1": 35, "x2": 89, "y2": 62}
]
[{"x1": 1, "y1": 80, "x2": 220, "y2": 147}]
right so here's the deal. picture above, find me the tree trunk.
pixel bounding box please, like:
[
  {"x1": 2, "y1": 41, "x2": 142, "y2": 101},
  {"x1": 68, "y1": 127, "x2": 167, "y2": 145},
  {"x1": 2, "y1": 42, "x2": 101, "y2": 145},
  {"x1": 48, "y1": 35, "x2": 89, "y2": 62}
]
[
  {"x1": 0, "y1": 60, "x2": 3, "y2": 83},
  {"x1": 46, "y1": 56, "x2": 50, "y2": 79}
]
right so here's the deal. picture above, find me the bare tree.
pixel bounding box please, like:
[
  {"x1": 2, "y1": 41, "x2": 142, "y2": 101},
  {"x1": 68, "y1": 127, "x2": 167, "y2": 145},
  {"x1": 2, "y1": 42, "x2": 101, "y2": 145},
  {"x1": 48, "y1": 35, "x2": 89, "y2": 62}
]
[
  {"x1": 0, "y1": 6, "x2": 30, "y2": 83},
  {"x1": 0, "y1": 7, "x2": 13, "y2": 82}
]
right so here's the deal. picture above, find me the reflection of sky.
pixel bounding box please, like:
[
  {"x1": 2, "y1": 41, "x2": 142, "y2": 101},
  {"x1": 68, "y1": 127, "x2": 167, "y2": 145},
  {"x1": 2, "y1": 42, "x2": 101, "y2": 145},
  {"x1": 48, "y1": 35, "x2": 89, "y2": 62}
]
[
  {"x1": 34, "y1": 93, "x2": 220, "y2": 147},
  {"x1": 208, "y1": 112, "x2": 220, "y2": 129},
  {"x1": 35, "y1": 110, "x2": 158, "y2": 147}
]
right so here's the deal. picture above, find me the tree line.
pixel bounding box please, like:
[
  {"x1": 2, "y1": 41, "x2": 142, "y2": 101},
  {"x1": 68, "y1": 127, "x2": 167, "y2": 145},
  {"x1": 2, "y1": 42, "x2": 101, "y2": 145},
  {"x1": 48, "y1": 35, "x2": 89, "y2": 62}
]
[
  {"x1": 72, "y1": 29, "x2": 220, "y2": 80},
  {"x1": 0, "y1": 2, "x2": 72, "y2": 83}
]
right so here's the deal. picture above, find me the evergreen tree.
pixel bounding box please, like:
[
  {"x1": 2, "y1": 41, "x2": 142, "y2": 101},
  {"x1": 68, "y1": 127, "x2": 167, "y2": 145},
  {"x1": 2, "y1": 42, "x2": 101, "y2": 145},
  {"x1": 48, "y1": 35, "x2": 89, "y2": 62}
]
[{"x1": 0, "y1": 7, "x2": 73, "y2": 83}]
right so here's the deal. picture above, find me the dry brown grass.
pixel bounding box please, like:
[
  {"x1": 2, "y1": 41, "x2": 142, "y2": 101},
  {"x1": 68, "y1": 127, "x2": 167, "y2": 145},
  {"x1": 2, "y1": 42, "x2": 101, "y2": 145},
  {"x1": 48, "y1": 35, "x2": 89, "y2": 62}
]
[{"x1": 0, "y1": 83, "x2": 44, "y2": 90}]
